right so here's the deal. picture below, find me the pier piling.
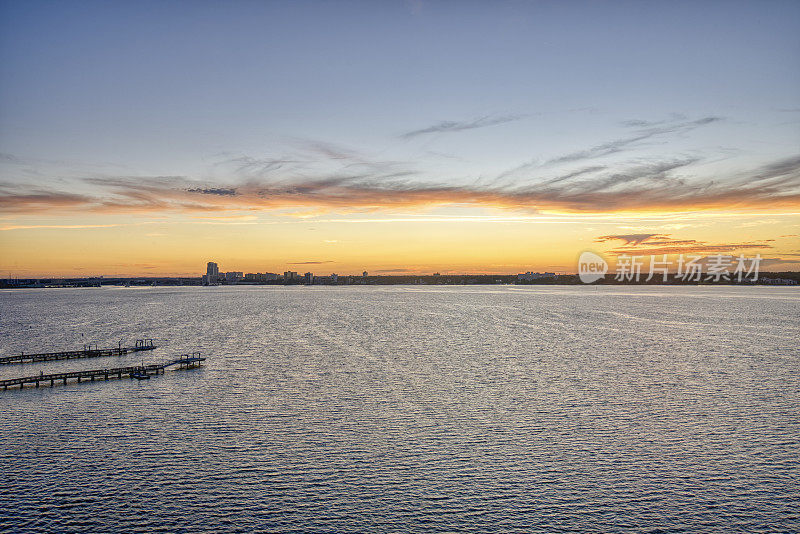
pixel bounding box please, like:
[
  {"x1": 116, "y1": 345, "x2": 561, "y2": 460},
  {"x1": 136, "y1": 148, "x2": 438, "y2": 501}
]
[
  {"x1": 0, "y1": 340, "x2": 156, "y2": 365},
  {"x1": 0, "y1": 355, "x2": 205, "y2": 390}
]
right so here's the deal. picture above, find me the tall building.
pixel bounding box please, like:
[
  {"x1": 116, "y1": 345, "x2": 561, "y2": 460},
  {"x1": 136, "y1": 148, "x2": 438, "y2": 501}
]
[{"x1": 204, "y1": 261, "x2": 220, "y2": 285}]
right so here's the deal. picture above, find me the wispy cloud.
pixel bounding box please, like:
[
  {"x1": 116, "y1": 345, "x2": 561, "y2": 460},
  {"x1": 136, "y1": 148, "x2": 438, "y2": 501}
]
[
  {"x1": 401, "y1": 115, "x2": 524, "y2": 139},
  {"x1": 547, "y1": 116, "x2": 722, "y2": 165},
  {"x1": 186, "y1": 187, "x2": 237, "y2": 196},
  {"x1": 299, "y1": 140, "x2": 362, "y2": 161},
  {"x1": 217, "y1": 155, "x2": 298, "y2": 177},
  {"x1": 0, "y1": 153, "x2": 25, "y2": 164},
  {"x1": 1, "y1": 150, "x2": 798, "y2": 216},
  {"x1": 0, "y1": 189, "x2": 95, "y2": 213},
  {"x1": 288, "y1": 260, "x2": 335, "y2": 265},
  {"x1": 597, "y1": 233, "x2": 775, "y2": 257},
  {"x1": 492, "y1": 116, "x2": 722, "y2": 183},
  {"x1": 596, "y1": 234, "x2": 664, "y2": 246},
  {"x1": 192, "y1": 214, "x2": 258, "y2": 221},
  {"x1": 760, "y1": 258, "x2": 800, "y2": 267},
  {"x1": 0, "y1": 223, "x2": 124, "y2": 231}
]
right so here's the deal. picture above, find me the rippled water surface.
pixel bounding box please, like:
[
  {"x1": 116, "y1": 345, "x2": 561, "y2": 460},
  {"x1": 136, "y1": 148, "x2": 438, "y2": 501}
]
[{"x1": 1, "y1": 285, "x2": 798, "y2": 533}]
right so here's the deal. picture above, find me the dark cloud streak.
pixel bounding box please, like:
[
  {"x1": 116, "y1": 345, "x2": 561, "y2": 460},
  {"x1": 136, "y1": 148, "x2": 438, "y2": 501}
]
[
  {"x1": 596, "y1": 234, "x2": 664, "y2": 246},
  {"x1": 597, "y1": 233, "x2": 775, "y2": 257},
  {"x1": 547, "y1": 117, "x2": 722, "y2": 165},
  {"x1": 187, "y1": 188, "x2": 237, "y2": 196},
  {"x1": 1, "y1": 153, "x2": 798, "y2": 216},
  {"x1": 401, "y1": 115, "x2": 524, "y2": 139}
]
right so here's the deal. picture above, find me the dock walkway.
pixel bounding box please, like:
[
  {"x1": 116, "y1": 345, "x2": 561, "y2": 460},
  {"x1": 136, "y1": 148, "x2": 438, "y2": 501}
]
[
  {"x1": 0, "y1": 354, "x2": 205, "y2": 389},
  {"x1": 0, "y1": 339, "x2": 156, "y2": 365}
]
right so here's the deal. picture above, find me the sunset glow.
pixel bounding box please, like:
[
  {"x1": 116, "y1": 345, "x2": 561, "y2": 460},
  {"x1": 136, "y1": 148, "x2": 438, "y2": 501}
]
[{"x1": 1, "y1": 2, "x2": 798, "y2": 276}]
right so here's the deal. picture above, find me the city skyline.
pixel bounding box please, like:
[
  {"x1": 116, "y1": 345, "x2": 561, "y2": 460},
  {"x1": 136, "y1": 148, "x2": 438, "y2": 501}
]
[
  {"x1": 1, "y1": 1, "x2": 799, "y2": 277},
  {"x1": 2, "y1": 4, "x2": 798, "y2": 532}
]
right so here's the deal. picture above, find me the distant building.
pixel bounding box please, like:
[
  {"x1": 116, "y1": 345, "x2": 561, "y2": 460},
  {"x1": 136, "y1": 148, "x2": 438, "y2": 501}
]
[
  {"x1": 244, "y1": 272, "x2": 279, "y2": 282},
  {"x1": 225, "y1": 271, "x2": 243, "y2": 282},
  {"x1": 304, "y1": 272, "x2": 314, "y2": 284},
  {"x1": 362, "y1": 271, "x2": 368, "y2": 277},
  {"x1": 761, "y1": 277, "x2": 798, "y2": 285},
  {"x1": 517, "y1": 271, "x2": 556, "y2": 282},
  {"x1": 284, "y1": 271, "x2": 299, "y2": 282},
  {"x1": 204, "y1": 261, "x2": 220, "y2": 285},
  {"x1": 330, "y1": 273, "x2": 338, "y2": 283}
]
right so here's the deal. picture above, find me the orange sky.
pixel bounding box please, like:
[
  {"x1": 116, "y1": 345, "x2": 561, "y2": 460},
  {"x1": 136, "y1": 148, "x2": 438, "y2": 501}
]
[{"x1": 2, "y1": 207, "x2": 798, "y2": 277}]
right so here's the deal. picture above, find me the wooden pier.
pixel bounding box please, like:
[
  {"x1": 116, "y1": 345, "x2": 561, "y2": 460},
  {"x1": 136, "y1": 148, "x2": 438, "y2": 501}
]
[
  {"x1": 0, "y1": 354, "x2": 205, "y2": 390},
  {"x1": 0, "y1": 339, "x2": 156, "y2": 365}
]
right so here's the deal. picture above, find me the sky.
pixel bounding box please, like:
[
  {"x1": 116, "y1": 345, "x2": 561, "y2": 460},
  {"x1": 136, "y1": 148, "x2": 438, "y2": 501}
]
[{"x1": 0, "y1": 0, "x2": 799, "y2": 277}]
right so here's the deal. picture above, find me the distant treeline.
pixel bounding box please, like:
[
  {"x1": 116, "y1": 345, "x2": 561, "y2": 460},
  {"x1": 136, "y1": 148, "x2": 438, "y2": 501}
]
[{"x1": 2, "y1": 272, "x2": 799, "y2": 288}]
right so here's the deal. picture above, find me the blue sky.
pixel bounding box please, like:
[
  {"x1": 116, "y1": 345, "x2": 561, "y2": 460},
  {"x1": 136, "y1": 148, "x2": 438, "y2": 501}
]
[{"x1": 2, "y1": 1, "x2": 798, "y2": 176}]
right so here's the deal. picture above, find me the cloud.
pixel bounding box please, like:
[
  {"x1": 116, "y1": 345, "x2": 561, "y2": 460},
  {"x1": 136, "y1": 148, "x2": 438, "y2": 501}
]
[
  {"x1": 0, "y1": 223, "x2": 123, "y2": 231},
  {"x1": 757, "y1": 258, "x2": 800, "y2": 267},
  {"x1": 620, "y1": 119, "x2": 665, "y2": 128},
  {"x1": 288, "y1": 260, "x2": 335, "y2": 265},
  {"x1": 493, "y1": 116, "x2": 720, "y2": 181},
  {"x1": 597, "y1": 233, "x2": 774, "y2": 257},
  {"x1": 0, "y1": 153, "x2": 24, "y2": 164},
  {"x1": 222, "y1": 156, "x2": 297, "y2": 176},
  {"x1": 193, "y1": 214, "x2": 257, "y2": 221},
  {"x1": 187, "y1": 188, "x2": 237, "y2": 196},
  {"x1": 1, "y1": 152, "x2": 799, "y2": 217},
  {"x1": 401, "y1": 115, "x2": 524, "y2": 139},
  {"x1": 0, "y1": 189, "x2": 95, "y2": 213},
  {"x1": 745, "y1": 154, "x2": 800, "y2": 185},
  {"x1": 300, "y1": 140, "x2": 362, "y2": 161},
  {"x1": 596, "y1": 234, "x2": 665, "y2": 246},
  {"x1": 547, "y1": 116, "x2": 722, "y2": 165},
  {"x1": 497, "y1": 162, "x2": 606, "y2": 184}
]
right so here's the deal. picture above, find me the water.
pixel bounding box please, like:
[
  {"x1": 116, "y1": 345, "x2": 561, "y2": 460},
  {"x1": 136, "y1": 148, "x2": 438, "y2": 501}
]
[{"x1": 1, "y1": 285, "x2": 798, "y2": 533}]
